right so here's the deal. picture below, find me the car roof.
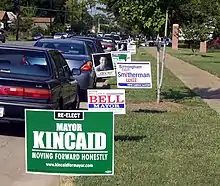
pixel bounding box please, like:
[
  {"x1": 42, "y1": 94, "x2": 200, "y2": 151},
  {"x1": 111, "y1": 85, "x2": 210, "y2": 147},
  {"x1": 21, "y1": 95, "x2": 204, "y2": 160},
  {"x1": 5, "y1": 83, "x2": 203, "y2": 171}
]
[
  {"x1": 0, "y1": 43, "x2": 53, "y2": 52},
  {"x1": 71, "y1": 38, "x2": 94, "y2": 43},
  {"x1": 99, "y1": 37, "x2": 113, "y2": 40},
  {"x1": 72, "y1": 36, "x2": 97, "y2": 41},
  {"x1": 37, "y1": 38, "x2": 85, "y2": 44}
]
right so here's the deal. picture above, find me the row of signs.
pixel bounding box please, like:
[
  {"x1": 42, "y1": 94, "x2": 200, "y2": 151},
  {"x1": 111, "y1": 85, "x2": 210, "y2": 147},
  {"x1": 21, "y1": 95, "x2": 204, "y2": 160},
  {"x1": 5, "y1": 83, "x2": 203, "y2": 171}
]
[{"x1": 25, "y1": 44, "x2": 151, "y2": 176}]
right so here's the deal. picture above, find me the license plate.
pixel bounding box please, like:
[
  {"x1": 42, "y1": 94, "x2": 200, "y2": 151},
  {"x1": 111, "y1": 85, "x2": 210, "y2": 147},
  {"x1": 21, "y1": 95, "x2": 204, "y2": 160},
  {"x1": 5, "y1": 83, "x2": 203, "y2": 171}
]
[{"x1": 0, "y1": 107, "x2": 4, "y2": 117}]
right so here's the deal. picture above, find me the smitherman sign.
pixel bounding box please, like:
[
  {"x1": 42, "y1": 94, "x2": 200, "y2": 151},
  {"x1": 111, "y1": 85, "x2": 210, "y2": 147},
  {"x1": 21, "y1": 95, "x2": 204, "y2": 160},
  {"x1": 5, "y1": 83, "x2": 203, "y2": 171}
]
[{"x1": 25, "y1": 109, "x2": 114, "y2": 176}]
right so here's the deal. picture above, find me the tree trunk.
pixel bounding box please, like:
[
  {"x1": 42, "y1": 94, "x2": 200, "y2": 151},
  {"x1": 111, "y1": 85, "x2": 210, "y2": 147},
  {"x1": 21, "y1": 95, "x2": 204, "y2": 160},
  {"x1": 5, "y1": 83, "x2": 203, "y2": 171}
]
[
  {"x1": 156, "y1": 34, "x2": 160, "y2": 104},
  {"x1": 159, "y1": 9, "x2": 168, "y2": 91}
]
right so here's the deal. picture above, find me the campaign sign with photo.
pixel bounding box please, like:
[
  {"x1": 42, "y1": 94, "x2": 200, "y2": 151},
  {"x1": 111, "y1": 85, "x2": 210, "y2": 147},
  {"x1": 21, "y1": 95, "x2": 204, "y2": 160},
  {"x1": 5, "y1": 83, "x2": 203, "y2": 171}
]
[
  {"x1": 92, "y1": 53, "x2": 115, "y2": 78},
  {"x1": 87, "y1": 89, "x2": 126, "y2": 115},
  {"x1": 111, "y1": 51, "x2": 131, "y2": 67},
  {"x1": 116, "y1": 61, "x2": 152, "y2": 88},
  {"x1": 117, "y1": 42, "x2": 128, "y2": 51},
  {"x1": 127, "y1": 44, "x2": 137, "y2": 54}
]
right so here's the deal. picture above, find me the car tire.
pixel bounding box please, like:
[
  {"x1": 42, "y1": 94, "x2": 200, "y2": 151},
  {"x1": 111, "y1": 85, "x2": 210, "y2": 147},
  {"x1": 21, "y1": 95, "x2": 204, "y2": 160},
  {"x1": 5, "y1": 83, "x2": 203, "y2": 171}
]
[
  {"x1": 79, "y1": 89, "x2": 87, "y2": 102},
  {"x1": 2, "y1": 39, "x2": 5, "y2": 43},
  {"x1": 93, "y1": 78, "x2": 97, "y2": 88},
  {"x1": 72, "y1": 92, "x2": 80, "y2": 110}
]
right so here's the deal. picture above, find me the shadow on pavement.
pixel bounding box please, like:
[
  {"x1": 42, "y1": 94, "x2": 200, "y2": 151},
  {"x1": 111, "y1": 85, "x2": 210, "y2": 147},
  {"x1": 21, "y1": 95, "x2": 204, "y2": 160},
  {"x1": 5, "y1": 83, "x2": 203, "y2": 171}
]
[
  {"x1": 192, "y1": 87, "x2": 220, "y2": 99},
  {"x1": 115, "y1": 135, "x2": 146, "y2": 142},
  {"x1": 0, "y1": 121, "x2": 25, "y2": 137}
]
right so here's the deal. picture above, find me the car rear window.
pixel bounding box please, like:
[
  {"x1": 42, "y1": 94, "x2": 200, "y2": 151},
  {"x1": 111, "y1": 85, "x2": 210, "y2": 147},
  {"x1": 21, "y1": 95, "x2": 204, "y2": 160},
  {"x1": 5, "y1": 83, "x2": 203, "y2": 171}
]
[
  {"x1": 36, "y1": 42, "x2": 86, "y2": 55},
  {"x1": 113, "y1": 36, "x2": 120, "y2": 40},
  {"x1": 100, "y1": 38, "x2": 113, "y2": 43},
  {"x1": 0, "y1": 49, "x2": 50, "y2": 77},
  {"x1": 85, "y1": 41, "x2": 96, "y2": 52}
]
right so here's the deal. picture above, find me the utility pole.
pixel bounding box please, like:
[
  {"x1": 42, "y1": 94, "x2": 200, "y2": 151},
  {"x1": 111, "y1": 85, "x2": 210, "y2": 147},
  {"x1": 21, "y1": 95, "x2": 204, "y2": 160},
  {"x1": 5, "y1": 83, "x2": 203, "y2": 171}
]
[
  {"x1": 97, "y1": 18, "x2": 100, "y2": 33},
  {"x1": 14, "y1": 0, "x2": 21, "y2": 41},
  {"x1": 49, "y1": 0, "x2": 53, "y2": 34}
]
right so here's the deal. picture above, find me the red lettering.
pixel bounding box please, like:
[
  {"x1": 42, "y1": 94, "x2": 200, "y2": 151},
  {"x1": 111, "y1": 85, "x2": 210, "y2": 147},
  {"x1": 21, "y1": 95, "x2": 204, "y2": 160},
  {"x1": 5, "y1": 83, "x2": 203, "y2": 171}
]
[
  {"x1": 99, "y1": 95, "x2": 106, "y2": 103},
  {"x1": 126, "y1": 78, "x2": 137, "y2": 82},
  {"x1": 89, "y1": 96, "x2": 97, "y2": 103},
  {"x1": 116, "y1": 95, "x2": 124, "y2": 103},
  {"x1": 107, "y1": 95, "x2": 116, "y2": 103}
]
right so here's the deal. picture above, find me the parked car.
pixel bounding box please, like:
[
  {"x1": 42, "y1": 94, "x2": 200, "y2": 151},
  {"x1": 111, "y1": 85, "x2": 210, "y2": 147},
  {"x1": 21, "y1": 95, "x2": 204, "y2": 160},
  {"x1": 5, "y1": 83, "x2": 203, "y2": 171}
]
[
  {"x1": 104, "y1": 34, "x2": 112, "y2": 38},
  {"x1": 0, "y1": 30, "x2": 6, "y2": 43},
  {"x1": 112, "y1": 35, "x2": 121, "y2": 44},
  {"x1": 98, "y1": 37, "x2": 117, "y2": 52},
  {"x1": 159, "y1": 37, "x2": 172, "y2": 46},
  {"x1": 208, "y1": 37, "x2": 220, "y2": 49},
  {"x1": 32, "y1": 33, "x2": 44, "y2": 41},
  {"x1": 34, "y1": 39, "x2": 97, "y2": 97},
  {"x1": 53, "y1": 32, "x2": 68, "y2": 39},
  {"x1": 0, "y1": 44, "x2": 80, "y2": 122},
  {"x1": 72, "y1": 36, "x2": 104, "y2": 53},
  {"x1": 71, "y1": 37, "x2": 101, "y2": 53},
  {"x1": 145, "y1": 38, "x2": 155, "y2": 47},
  {"x1": 97, "y1": 32, "x2": 103, "y2": 37}
]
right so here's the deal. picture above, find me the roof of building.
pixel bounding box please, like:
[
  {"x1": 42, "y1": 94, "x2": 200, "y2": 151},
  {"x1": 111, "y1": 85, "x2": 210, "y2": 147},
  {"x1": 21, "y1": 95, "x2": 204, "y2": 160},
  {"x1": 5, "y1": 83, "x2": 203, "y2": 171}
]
[
  {"x1": 0, "y1": 11, "x2": 8, "y2": 20},
  {"x1": 32, "y1": 17, "x2": 55, "y2": 23}
]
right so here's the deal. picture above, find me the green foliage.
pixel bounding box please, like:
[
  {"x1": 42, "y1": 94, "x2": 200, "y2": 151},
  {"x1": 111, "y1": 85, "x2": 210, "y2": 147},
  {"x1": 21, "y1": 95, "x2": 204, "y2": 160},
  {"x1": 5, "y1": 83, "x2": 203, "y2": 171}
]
[
  {"x1": 31, "y1": 26, "x2": 49, "y2": 35},
  {"x1": 101, "y1": 0, "x2": 169, "y2": 35},
  {"x1": 51, "y1": 23, "x2": 65, "y2": 33},
  {"x1": 65, "y1": 0, "x2": 93, "y2": 33},
  {"x1": 0, "y1": 0, "x2": 13, "y2": 11}
]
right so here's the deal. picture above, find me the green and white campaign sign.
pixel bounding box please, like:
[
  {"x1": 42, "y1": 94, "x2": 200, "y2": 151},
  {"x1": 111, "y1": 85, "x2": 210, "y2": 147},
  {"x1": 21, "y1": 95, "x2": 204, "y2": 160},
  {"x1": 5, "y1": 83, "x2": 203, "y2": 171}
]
[
  {"x1": 111, "y1": 51, "x2": 131, "y2": 67},
  {"x1": 25, "y1": 109, "x2": 114, "y2": 176}
]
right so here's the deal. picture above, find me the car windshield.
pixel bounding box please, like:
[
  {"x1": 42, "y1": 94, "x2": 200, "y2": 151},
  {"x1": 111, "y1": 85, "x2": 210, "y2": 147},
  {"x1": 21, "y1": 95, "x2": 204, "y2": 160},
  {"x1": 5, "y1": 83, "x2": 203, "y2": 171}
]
[
  {"x1": 0, "y1": 49, "x2": 50, "y2": 77},
  {"x1": 36, "y1": 42, "x2": 86, "y2": 55}
]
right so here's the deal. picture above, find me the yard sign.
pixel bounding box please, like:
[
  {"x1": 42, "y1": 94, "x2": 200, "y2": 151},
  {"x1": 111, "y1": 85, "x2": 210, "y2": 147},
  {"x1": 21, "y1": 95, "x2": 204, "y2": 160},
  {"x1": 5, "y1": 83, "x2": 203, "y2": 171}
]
[{"x1": 25, "y1": 109, "x2": 114, "y2": 176}]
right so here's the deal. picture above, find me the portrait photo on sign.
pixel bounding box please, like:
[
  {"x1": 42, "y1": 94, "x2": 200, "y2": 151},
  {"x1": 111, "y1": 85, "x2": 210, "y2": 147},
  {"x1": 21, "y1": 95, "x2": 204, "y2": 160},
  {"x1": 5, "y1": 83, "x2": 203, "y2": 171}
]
[
  {"x1": 92, "y1": 53, "x2": 115, "y2": 77},
  {"x1": 117, "y1": 42, "x2": 127, "y2": 51}
]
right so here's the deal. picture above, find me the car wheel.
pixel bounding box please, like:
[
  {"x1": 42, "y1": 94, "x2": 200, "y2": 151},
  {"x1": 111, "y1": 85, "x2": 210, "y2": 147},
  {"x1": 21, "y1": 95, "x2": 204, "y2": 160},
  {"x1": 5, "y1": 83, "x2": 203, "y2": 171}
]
[
  {"x1": 93, "y1": 80, "x2": 97, "y2": 88},
  {"x1": 2, "y1": 39, "x2": 5, "y2": 43},
  {"x1": 72, "y1": 92, "x2": 80, "y2": 110}
]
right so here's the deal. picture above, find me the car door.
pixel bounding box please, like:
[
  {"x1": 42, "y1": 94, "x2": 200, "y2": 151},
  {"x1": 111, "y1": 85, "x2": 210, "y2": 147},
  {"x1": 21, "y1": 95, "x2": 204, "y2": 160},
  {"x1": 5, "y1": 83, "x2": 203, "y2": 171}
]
[
  {"x1": 50, "y1": 51, "x2": 71, "y2": 109},
  {"x1": 58, "y1": 52, "x2": 78, "y2": 105}
]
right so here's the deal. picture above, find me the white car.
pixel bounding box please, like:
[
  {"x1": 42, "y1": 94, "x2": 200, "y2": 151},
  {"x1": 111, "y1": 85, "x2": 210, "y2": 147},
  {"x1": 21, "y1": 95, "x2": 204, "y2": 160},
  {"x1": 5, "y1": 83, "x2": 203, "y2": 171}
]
[{"x1": 53, "y1": 32, "x2": 68, "y2": 39}]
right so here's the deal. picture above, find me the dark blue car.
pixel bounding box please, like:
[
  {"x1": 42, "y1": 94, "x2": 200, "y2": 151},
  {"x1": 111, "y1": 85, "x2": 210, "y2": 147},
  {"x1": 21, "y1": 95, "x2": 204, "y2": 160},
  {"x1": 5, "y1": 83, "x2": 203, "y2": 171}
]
[{"x1": 34, "y1": 39, "x2": 96, "y2": 96}]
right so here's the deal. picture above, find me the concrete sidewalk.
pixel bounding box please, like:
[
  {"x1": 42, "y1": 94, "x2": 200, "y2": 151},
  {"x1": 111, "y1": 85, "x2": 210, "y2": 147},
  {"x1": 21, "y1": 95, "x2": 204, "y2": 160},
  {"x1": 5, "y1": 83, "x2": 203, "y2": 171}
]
[{"x1": 147, "y1": 47, "x2": 220, "y2": 113}]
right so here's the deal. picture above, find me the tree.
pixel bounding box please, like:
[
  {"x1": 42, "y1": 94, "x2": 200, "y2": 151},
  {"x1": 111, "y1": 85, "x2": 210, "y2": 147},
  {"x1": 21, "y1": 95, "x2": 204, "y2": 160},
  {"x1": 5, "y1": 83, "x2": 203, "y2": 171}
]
[
  {"x1": 66, "y1": 0, "x2": 93, "y2": 33},
  {"x1": 179, "y1": 0, "x2": 218, "y2": 53}
]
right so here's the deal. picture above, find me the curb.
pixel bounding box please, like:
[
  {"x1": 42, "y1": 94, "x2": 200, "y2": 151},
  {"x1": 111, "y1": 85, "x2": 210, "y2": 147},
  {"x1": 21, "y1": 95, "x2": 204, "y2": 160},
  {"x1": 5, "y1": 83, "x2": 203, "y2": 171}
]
[{"x1": 12, "y1": 175, "x2": 59, "y2": 186}]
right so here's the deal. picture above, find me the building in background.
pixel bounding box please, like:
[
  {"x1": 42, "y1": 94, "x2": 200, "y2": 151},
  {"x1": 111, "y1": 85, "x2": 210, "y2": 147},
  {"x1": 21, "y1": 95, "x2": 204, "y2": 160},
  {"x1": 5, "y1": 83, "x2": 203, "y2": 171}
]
[
  {"x1": 0, "y1": 11, "x2": 9, "y2": 29},
  {"x1": 32, "y1": 17, "x2": 55, "y2": 29}
]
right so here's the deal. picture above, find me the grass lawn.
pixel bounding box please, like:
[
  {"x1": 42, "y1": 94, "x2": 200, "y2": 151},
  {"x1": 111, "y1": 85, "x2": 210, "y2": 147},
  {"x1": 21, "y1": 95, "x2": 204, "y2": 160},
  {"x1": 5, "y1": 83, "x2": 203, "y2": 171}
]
[
  {"x1": 75, "y1": 48, "x2": 220, "y2": 186},
  {"x1": 167, "y1": 47, "x2": 220, "y2": 77}
]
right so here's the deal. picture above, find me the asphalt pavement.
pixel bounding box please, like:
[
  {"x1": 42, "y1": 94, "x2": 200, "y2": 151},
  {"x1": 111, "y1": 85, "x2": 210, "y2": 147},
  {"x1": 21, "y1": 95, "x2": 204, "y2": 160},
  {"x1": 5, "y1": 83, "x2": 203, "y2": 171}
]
[
  {"x1": 0, "y1": 40, "x2": 109, "y2": 186},
  {"x1": 6, "y1": 41, "x2": 35, "y2": 46}
]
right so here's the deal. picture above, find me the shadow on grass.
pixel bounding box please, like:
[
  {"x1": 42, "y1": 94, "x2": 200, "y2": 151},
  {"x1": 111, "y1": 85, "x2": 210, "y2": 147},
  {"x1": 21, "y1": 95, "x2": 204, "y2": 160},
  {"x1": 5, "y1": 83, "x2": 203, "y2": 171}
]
[
  {"x1": 115, "y1": 135, "x2": 146, "y2": 141},
  {"x1": 179, "y1": 53, "x2": 213, "y2": 58},
  {"x1": 201, "y1": 55, "x2": 213, "y2": 58},
  {"x1": 132, "y1": 109, "x2": 167, "y2": 114},
  {"x1": 162, "y1": 88, "x2": 197, "y2": 101}
]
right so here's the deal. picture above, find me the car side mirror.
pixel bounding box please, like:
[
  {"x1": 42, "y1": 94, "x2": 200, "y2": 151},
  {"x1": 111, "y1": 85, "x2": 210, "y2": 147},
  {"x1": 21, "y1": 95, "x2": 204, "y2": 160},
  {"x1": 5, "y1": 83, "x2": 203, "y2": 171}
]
[{"x1": 72, "y1": 68, "x2": 81, "y2": 75}]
